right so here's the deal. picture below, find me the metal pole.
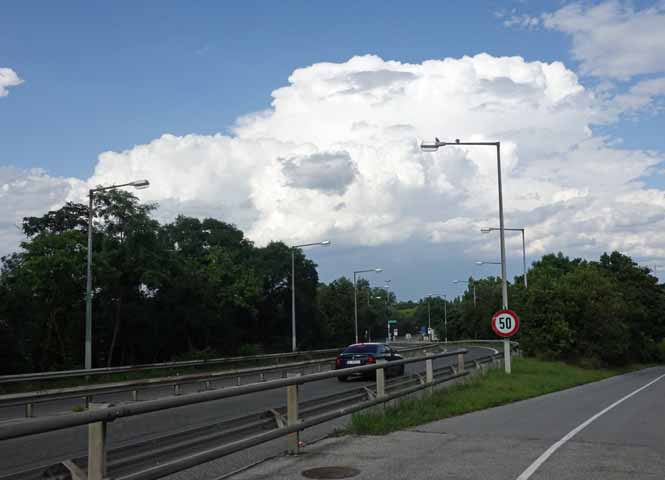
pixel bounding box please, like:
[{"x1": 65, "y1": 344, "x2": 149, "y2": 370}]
[
  {"x1": 496, "y1": 142, "x2": 511, "y2": 374},
  {"x1": 353, "y1": 272, "x2": 358, "y2": 344},
  {"x1": 85, "y1": 190, "x2": 94, "y2": 370},
  {"x1": 291, "y1": 249, "x2": 296, "y2": 352},
  {"x1": 444, "y1": 301, "x2": 448, "y2": 343},
  {"x1": 427, "y1": 298, "x2": 431, "y2": 331},
  {"x1": 473, "y1": 284, "x2": 477, "y2": 308},
  {"x1": 522, "y1": 229, "x2": 527, "y2": 289}
]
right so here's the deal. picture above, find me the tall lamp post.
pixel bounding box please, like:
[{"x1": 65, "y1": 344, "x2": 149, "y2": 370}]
[
  {"x1": 426, "y1": 293, "x2": 447, "y2": 342},
  {"x1": 85, "y1": 179, "x2": 150, "y2": 370},
  {"x1": 291, "y1": 240, "x2": 331, "y2": 352},
  {"x1": 452, "y1": 280, "x2": 476, "y2": 307},
  {"x1": 353, "y1": 268, "x2": 382, "y2": 343},
  {"x1": 422, "y1": 138, "x2": 511, "y2": 373},
  {"x1": 481, "y1": 227, "x2": 527, "y2": 288}
]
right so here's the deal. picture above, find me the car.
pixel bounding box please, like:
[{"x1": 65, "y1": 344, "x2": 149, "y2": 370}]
[{"x1": 334, "y1": 343, "x2": 405, "y2": 381}]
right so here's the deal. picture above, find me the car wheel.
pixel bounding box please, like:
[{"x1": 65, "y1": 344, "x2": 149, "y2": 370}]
[{"x1": 337, "y1": 375, "x2": 348, "y2": 382}]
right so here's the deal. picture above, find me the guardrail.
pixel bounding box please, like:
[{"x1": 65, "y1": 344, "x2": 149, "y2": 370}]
[
  {"x1": 0, "y1": 347, "x2": 349, "y2": 386},
  {"x1": 0, "y1": 348, "x2": 479, "y2": 480},
  {"x1": 0, "y1": 343, "x2": 441, "y2": 419}
]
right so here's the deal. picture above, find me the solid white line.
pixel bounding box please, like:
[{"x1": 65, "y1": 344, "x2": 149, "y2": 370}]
[
  {"x1": 472, "y1": 346, "x2": 500, "y2": 355},
  {"x1": 516, "y1": 371, "x2": 665, "y2": 480}
]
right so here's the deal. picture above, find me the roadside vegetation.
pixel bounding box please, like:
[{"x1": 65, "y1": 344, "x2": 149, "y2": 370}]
[
  {"x1": 348, "y1": 357, "x2": 645, "y2": 435},
  {"x1": 1, "y1": 190, "x2": 664, "y2": 375}
]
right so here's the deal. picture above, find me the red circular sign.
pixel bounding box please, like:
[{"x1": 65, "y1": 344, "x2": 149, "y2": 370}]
[{"x1": 491, "y1": 309, "x2": 520, "y2": 337}]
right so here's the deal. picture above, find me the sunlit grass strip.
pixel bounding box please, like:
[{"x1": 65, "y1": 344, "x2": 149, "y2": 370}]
[{"x1": 348, "y1": 358, "x2": 635, "y2": 435}]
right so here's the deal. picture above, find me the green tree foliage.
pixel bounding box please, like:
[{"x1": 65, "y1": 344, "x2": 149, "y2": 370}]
[
  {"x1": 0, "y1": 194, "x2": 324, "y2": 373},
  {"x1": 2, "y1": 189, "x2": 665, "y2": 373}
]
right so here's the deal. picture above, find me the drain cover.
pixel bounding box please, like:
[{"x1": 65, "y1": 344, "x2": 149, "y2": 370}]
[{"x1": 301, "y1": 466, "x2": 361, "y2": 479}]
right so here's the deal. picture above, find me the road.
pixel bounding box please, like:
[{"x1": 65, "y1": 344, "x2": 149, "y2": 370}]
[
  {"x1": 0, "y1": 345, "x2": 496, "y2": 479},
  {"x1": 231, "y1": 365, "x2": 665, "y2": 480}
]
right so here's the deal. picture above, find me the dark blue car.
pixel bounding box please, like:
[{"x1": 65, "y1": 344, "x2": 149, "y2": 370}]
[{"x1": 334, "y1": 343, "x2": 405, "y2": 381}]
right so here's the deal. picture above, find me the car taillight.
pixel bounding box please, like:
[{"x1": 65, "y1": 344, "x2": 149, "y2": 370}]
[
  {"x1": 335, "y1": 357, "x2": 342, "y2": 367},
  {"x1": 367, "y1": 356, "x2": 375, "y2": 364}
]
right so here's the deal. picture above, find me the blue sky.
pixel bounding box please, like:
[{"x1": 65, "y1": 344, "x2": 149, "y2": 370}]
[
  {"x1": 2, "y1": 1, "x2": 665, "y2": 300},
  {"x1": 1, "y1": 0, "x2": 585, "y2": 177}
]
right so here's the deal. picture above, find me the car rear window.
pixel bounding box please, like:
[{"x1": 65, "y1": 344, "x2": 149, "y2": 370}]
[{"x1": 342, "y1": 344, "x2": 379, "y2": 354}]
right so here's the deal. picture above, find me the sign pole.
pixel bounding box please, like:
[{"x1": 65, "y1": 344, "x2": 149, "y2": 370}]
[{"x1": 491, "y1": 309, "x2": 519, "y2": 374}]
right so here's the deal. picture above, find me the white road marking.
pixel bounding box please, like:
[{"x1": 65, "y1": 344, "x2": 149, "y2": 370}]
[
  {"x1": 516, "y1": 371, "x2": 665, "y2": 480},
  {"x1": 471, "y1": 346, "x2": 499, "y2": 355}
]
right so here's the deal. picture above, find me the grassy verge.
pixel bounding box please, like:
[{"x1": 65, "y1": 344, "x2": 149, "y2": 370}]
[{"x1": 348, "y1": 357, "x2": 646, "y2": 435}]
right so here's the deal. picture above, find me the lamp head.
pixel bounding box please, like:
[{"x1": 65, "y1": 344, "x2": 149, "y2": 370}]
[
  {"x1": 480, "y1": 227, "x2": 492, "y2": 233},
  {"x1": 131, "y1": 179, "x2": 150, "y2": 189},
  {"x1": 320, "y1": 240, "x2": 331, "y2": 246},
  {"x1": 475, "y1": 261, "x2": 484, "y2": 265},
  {"x1": 420, "y1": 141, "x2": 440, "y2": 152},
  {"x1": 375, "y1": 268, "x2": 383, "y2": 273}
]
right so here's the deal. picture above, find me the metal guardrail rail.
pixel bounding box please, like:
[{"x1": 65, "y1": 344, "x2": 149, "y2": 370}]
[
  {"x1": 0, "y1": 348, "x2": 492, "y2": 480},
  {"x1": 0, "y1": 343, "x2": 441, "y2": 419},
  {"x1": 0, "y1": 353, "x2": 504, "y2": 480},
  {"x1": 0, "y1": 347, "x2": 349, "y2": 385}
]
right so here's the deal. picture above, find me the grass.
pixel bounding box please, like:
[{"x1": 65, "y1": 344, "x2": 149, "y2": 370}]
[{"x1": 348, "y1": 357, "x2": 645, "y2": 435}]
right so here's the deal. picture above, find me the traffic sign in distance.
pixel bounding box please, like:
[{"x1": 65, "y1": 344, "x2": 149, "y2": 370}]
[{"x1": 491, "y1": 309, "x2": 520, "y2": 337}]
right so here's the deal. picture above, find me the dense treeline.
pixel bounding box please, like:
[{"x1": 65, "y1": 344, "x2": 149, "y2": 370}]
[
  {"x1": 416, "y1": 253, "x2": 665, "y2": 366},
  {"x1": 1, "y1": 192, "x2": 664, "y2": 374}
]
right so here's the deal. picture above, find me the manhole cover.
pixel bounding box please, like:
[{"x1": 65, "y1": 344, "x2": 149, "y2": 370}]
[{"x1": 301, "y1": 466, "x2": 361, "y2": 479}]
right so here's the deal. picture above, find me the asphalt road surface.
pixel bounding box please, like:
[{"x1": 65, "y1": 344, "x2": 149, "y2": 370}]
[
  {"x1": 0, "y1": 345, "x2": 496, "y2": 479},
  {"x1": 231, "y1": 365, "x2": 665, "y2": 480}
]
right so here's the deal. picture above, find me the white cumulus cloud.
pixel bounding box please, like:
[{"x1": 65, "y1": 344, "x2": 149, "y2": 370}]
[
  {"x1": 542, "y1": 1, "x2": 665, "y2": 80},
  {"x1": 61, "y1": 53, "x2": 663, "y2": 266},
  {"x1": 0, "y1": 68, "x2": 23, "y2": 97}
]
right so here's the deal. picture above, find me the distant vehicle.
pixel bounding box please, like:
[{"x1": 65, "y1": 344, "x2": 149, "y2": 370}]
[{"x1": 334, "y1": 343, "x2": 405, "y2": 381}]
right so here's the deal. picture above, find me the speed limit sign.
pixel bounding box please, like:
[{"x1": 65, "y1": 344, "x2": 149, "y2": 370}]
[{"x1": 491, "y1": 309, "x2": 520, "y2": 337}]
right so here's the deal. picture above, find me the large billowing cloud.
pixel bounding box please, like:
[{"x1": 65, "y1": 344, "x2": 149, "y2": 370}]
[
  {"x1": 62, "y1": 53, "x2": 664, "y2": 266},
  {"x1": 0, "y1": 68, "x2": 23, "y2": 97}
]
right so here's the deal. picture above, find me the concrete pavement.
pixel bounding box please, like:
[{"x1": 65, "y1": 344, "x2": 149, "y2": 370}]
[{"x1": 230, "y1": 366, "x2": 665, "y2": 480}]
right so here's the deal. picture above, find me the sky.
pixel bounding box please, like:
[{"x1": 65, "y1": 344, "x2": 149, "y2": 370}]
[{"x1": 2, "y1": 0, "x2": 665, "y2": 300}]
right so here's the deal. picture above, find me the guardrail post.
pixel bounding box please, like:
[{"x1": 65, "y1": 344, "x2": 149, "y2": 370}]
[
  {"x1": 286, "y1": 373, "x2": 301, "y2": 455},
  {"x1": 87, "y1": 403, "x2": 109, "y2": 480},
  {"x1": 25, "y1": 403, "x2": 33, "y2": 418},
  {"x1": 376, "y1": 361, "x2": 386, "y2": 399},
  {"x1": 457, "y1": 352, "x2": 465, "y2": 374},
  {"x1": 205, "y1": 381, "x2": 211, "y2": 391},
  {"x1": 425, "y1": 353, "x2": 434, "y2": 384},
  {"x1": 260, "y1": 373, "x2": 265, "y2": 382},
  {"x1": 425, "y1": 353, "x2": 434, "y2": 395},
  {"x1": 132, "y1": 390, "x2": 139, "y2": 401},
  {"x1": 173, "y1": 384, "x2": 181, "y2": 396}
]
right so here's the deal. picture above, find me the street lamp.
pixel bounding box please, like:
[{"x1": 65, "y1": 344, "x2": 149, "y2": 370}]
[
  {"x1": 291, "y1": 240, "x2": 331, "y2": 352},
  {"x1": 481, "y1": 227, "x2": 527, "y2": 288},
  {"x1": 452, "y1": 280, "x2": 476, "y2": 307},
  {"x1": 368, "y1": 279, "x2": 391, "y2": 306},
  {"x1": 85, "y1": 179, "x2": 150, "y2": 370},
  {"x1": 353, "y1": 268, "x2": 382, "y2": 343},
  {"x1": 475, "y1": 261, "x2": 501, "y2": 266},
  {"x1": 422, "y1": 138, "x2": 511, "y2": 373},
  {"x1": 426, "y1": 293, "x2": 447, "y2": 343}
]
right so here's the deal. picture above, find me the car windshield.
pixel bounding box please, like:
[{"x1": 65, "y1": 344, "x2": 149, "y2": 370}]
[{"x1": 342, "y1": 344, "x2": 379, "y2": 354}]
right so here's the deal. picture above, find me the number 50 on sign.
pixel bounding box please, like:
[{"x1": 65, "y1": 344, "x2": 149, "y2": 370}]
[{"x1": 491, "y1": 309, "x2": 520, "y2": 337}]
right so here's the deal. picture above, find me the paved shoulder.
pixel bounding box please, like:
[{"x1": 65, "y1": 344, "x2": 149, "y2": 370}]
[{"x1": 230, "y1": 366, "x2": 665, "y2": 480}]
